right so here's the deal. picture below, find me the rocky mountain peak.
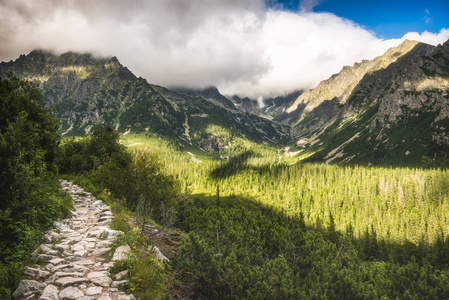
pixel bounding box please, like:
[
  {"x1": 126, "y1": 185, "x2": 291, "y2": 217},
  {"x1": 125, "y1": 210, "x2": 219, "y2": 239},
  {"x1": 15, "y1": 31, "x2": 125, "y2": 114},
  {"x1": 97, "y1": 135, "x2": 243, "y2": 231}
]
[{"x1": 285, "y1": 39, "x2": 424, "y2": 125}]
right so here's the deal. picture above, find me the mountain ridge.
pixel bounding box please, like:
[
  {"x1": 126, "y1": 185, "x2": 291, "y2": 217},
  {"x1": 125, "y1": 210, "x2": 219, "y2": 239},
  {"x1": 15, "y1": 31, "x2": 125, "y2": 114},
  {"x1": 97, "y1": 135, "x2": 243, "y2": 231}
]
[
  {"x1": 282, "y1": 39, "x2": 449, "y2": 166},
  {"x1": 0, "y1": 50, "x2": 291, "y2": 151}
]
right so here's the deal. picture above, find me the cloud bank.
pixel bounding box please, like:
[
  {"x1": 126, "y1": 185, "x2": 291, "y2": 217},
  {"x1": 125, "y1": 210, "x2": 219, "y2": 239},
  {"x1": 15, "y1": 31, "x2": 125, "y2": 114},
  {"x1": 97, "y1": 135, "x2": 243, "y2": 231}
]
[{"x1": 0, "y1": 0, "x2": 448, "y2": 98}]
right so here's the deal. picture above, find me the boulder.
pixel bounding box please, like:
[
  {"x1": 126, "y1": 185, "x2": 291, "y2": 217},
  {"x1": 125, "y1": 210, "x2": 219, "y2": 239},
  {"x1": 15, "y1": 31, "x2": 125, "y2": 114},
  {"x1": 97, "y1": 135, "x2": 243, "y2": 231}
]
[
  {"x1": 112, "y1": 245, "x2": 131, "y2": 261},
  {"x1": 12, "y1": 279, "x2": 46, "y2": 298}
]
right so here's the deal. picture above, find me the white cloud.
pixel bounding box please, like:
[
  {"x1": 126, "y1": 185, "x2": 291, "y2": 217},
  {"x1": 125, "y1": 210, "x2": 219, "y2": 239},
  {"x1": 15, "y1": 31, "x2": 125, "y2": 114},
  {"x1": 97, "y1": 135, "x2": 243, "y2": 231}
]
[{"x1": 0, "y1": 0, "x2": 448, "y2": 98}]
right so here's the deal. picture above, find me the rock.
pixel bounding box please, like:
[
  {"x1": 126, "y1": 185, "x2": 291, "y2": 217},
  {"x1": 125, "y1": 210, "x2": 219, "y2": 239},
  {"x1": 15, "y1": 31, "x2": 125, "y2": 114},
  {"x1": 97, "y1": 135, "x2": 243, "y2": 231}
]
[
  {"x1": 74, "y1": 249, "x2": 88, "y2": 257},
  {"x1": 33, "y1": 245, "x2": 59, "y2": 256},
  {"x1": 54, "y1": 271, "x2": 86, "y2": 278},
  {"x1": 14, "y1": 181, "x2": 135, "y2": 300},
  {"x1": 86, "y1": 286, "x2": 103, "y2": 296},
  {"x1": 24, "y1": 266, "x2": 52, "y2": 279},
  {"x1": 91, "y1": 248, "x2": 111, "y2": 256},
  {"x1": 33, "y1": 254, "x2": 59, "y2": 262},
  {"x1": 54, "y1": 276, "x2": 89, "y2": 287},
  {"x1": 12, "y1": 279, "x2": 46, "y2": 298},
  {"x1": 87, "y1": 271, "x2": 109, "y2": 279},
  {"x1": 97, "y1": 294, "x2": 113, "y2": 300},
  {"x1": 59, "y1": 286, "x2": 84, "y2": 300},
  {"x1": 39, "y1": 284, "x2": 60, "y2": 300},
  {"x1": 54, "y1": 221, "x2": 73, "y2": 233},
  {"x1": 102, "y1": 229, "x2": 124, "y2": 239},
  {"x1": 49, "y1": 258, "x2": 65, "y2": 265},
  {"x1": 112, "y1": 280, "x2": 128, "y2": 287},
  {"x1": 115, "y1": 270, "x2": 128, "y2": 280},
  {"x1": 73, "y1": 259, "x2": 95, "y2": 265},
  {"x1": 97, "y1": 241, "x2": 113, "y2": 248},
  {"x1": 112, "y1": 245, "x2": 131, "y2": 261},
  {"x1": 90, "y1": 276, "x2": 112, "y2": 287},
  {"x1": 152, "y1": 245, "x2": 169, "y2": 262}
]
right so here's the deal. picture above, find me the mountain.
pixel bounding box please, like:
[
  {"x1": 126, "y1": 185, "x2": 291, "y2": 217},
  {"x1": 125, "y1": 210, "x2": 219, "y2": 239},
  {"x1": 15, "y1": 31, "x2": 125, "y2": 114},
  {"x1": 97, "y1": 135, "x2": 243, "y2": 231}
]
[
  {"x1": 170, "y1": 86, "x2": 236, "y2": 110},
  {"x1": 231, "y1": 91, "x2": 302, "y2": 119},
  {"x1": 279, "y1": 39, "x2": 449, "y2": 166},
  {"x1": 0, "y1": 50, "x2": 291, "y2": 151}
]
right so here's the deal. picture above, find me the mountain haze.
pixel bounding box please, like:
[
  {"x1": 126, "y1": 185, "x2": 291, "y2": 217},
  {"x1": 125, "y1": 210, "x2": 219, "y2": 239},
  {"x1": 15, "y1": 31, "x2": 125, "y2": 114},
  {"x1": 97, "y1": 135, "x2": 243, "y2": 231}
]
[{"x1": 0, "y1": 50, "x2": 291, "y2": 151}]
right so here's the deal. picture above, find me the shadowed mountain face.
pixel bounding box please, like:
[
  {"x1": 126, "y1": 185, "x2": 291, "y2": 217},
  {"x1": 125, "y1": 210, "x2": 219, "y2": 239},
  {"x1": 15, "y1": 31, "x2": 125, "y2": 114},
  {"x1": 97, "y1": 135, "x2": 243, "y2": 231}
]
[
  {"x1": 1, "y1": 39, "x2": 448, "y2": 166},
  {"x1": 0, "y1": 50, "x2": 291, "y2": 151},
  {"x1": 279, "y1": 39, "x2": 449, "y2": 166}
]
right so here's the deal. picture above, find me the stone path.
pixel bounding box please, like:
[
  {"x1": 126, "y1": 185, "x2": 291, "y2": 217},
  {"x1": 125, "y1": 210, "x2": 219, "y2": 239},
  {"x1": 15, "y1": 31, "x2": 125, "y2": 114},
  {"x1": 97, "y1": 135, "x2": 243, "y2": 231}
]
[{"x1": 13, "y1": 180, "x2": 135, "y2": 300}]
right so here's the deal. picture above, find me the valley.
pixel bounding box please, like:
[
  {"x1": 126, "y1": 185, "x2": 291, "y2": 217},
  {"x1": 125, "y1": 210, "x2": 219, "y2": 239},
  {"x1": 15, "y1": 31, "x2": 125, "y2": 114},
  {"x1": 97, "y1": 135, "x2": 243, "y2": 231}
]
[{"x1": 1, "y1": 38, "x2": 449, "y2": 299}]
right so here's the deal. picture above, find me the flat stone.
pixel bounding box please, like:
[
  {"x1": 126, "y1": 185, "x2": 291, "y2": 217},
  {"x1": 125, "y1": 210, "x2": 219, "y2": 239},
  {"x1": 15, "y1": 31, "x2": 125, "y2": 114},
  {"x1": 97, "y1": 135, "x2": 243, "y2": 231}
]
[
  {"x1": 54, "y1": 276, "x2": 89, "y2": 287},
  {"x1": 86, "y1": 286, "x2": 103, "y2": 296},
  {"x1": 97, "y1": 294, "x2": 113, "y2": 300},
  {"x1": 90, "y1": 276, "x2": 112, "y2": 287},
  {"x1": 49, "y1": 258, "x2": 65, "y2": 265},
  {"x1": 71, "y1": 241, "x2": 87, "y2": 251},
  {"x1": 73, "y1": 259, "x2": 95, "y2": 265},
  {"x1": 12, "y1": 280, "x2": 46, "y2": 298},
  {"x1": 87, "y1": 271, "x2": 109, "y2": 279},
  {"x1": 91, "y1": 248, "x2": 111, "y2": 256},
  {"x1": 52, "y1": 264, "x2": 72, "y2": 272},
  {"x1": 74, "y1": 250, "x2": 88, "y2": 257},
  {"x1": 59, "y1": 286, "x2": 84, "y2": 300},
  {"x1": 70, "y1": 265, "x2": 90, "y2": 273},
  {"x1": 39, "y1": 284, "x2": 59, "y2": 300},
  {"x1": 54, "y1": 271, "x2": 85, "y2": 278},
  {"x1": 84, "y1": 238, "x2": 100, "y2": 242}
]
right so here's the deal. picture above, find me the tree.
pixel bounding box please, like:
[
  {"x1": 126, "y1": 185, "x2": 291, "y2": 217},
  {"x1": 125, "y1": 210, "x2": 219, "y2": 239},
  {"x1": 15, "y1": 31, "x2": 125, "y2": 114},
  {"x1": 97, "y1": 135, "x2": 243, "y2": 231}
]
[{"x1": 0, "y1": 75, "x2": 60, "y2": 210}]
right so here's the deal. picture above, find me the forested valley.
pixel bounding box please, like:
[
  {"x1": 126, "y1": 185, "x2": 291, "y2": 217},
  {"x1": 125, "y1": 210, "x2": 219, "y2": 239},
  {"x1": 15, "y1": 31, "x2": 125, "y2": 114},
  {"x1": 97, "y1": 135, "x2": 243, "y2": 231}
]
[{"x1": 2, "y1": 75, "x2": 449, "y2": 299}]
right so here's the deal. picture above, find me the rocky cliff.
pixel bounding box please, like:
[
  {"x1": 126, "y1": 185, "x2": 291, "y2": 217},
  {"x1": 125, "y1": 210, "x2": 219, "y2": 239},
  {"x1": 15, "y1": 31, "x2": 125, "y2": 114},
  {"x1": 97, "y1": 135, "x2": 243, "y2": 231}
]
[{"x1": 282, "y1": 39, "x2": 449, "y2": 166}]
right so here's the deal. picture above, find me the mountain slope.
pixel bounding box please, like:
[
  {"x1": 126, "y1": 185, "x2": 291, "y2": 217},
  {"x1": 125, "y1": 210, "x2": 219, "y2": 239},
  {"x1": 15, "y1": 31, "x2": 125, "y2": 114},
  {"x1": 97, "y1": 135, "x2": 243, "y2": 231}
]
[
  {"x1": 0, "y1": 50, "x2": 291, "y2": 151},
  {"x1": 282, "y1": 39, "x2": 449, "y2": 166}
]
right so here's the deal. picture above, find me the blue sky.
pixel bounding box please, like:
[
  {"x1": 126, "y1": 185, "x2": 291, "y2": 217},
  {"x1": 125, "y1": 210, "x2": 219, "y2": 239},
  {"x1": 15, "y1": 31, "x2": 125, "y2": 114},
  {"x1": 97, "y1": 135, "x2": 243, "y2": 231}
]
[{"x1": 272, "y1": 0, "x2": 449, "y2": 39}]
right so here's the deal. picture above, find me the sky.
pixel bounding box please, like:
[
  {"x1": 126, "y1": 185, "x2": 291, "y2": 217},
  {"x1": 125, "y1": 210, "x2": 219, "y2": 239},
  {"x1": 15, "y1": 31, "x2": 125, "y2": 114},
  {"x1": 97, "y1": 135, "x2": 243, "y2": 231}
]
[{"x1": 0, "y1": 0, "x2": 448, "y2": 98}]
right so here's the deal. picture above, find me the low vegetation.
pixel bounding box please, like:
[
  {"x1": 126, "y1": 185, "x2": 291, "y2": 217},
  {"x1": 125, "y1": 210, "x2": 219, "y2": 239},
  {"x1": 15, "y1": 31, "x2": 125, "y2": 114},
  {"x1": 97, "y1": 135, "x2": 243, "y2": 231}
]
[{"x1": 3, "y1": 75, "x2": 449, "y2": 299}]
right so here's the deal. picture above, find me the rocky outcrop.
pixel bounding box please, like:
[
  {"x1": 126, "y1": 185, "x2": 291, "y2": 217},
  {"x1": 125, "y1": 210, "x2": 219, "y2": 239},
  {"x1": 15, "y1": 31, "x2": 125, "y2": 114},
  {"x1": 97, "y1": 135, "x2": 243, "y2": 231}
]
[
  {"x1": 12, "y1": 180, "x2": 135, "y2": 300},
  {"x1": 281, "y1": 39, "x2": 449, "y2": 165}
]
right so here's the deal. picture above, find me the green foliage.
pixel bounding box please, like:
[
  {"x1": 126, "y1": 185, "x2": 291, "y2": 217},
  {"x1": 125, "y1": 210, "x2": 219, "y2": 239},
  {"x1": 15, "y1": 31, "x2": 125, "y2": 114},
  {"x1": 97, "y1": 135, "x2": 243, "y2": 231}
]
[
  {"x1": 56, "y1": 125, "x2": 129, "y2": 174},
  {"x1": 0, "y1": 76, "x2": 71, "y2": 298},
  {"x1": 91, "y1": 150, "x2": 179, "y2": 216},
  {"x1": 111, "y1": 247, "x2": 169, "y2": 300}
]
